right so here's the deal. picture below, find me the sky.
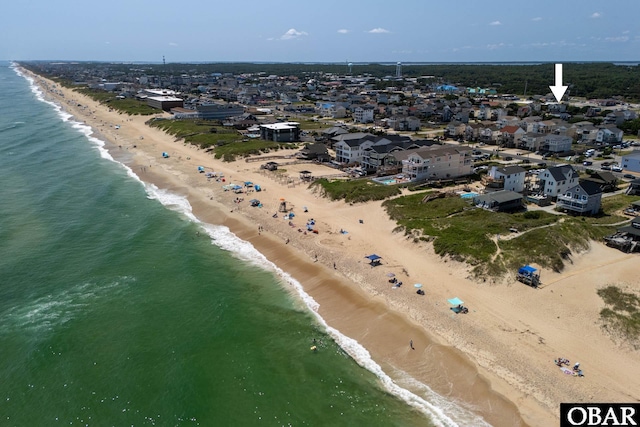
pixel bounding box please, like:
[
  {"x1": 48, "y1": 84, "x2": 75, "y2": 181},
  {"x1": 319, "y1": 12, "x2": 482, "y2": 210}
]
[{"x1": 2, "y1": 0, "x2": 639, "y2": 63}]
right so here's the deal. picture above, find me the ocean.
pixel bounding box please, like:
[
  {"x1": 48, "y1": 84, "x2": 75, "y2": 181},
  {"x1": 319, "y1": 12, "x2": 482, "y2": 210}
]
[{"x1": 0, "y1": 62, "x2": 485, "y2": 427}]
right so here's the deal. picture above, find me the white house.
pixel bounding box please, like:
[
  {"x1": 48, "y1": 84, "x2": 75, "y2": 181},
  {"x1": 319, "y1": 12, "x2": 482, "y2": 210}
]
[
  {"x1": 487, "y1": 165, "x2": 527, "y2": 192},
  {"x1": 333, "y1": 135, "x2": 375, "y2": 164},
  {"x1": 354, "y1": 106, "x2": 375, "y2": 123},
  {"x1": 539, "y1": 164, "x2": 579, "y2": 198}
]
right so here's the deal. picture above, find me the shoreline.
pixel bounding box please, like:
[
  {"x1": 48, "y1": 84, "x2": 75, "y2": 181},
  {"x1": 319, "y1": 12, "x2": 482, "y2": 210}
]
[{"x1": 21, "y1": 67, "x2": 640, "y2": 426}]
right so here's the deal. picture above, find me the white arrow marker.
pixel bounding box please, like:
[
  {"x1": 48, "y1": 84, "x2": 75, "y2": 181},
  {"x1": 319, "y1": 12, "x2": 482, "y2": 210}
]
[{"x1": 549, "y1": 63, "x2": 568, "y2": 102}]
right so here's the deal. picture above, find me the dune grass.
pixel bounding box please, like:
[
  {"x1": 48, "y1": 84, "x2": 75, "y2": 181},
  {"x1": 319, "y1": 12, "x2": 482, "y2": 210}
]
[
  {"x1": 382, "y1": 193, "x2": 634, "y2": 277},
  {"x1": 310, "y1": 178, "x2": 402, "y2": 203},
  {"x1": 598, "y1": 286, "x2": 640, "y2": 348}
]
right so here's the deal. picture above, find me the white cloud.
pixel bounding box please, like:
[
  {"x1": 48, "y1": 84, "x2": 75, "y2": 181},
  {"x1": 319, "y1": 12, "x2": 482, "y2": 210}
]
[
  {"x1": 169, "y1": 42, "x2": 178, "y2": 46},
  {"x1": 487, "y1": 42, "x2": 509, "y2": 50},
  {"x1": 591, "y1": 12, "x2": 601, "y2": 18},
  {"x1": 489, "y1": 21, "x2": 501, "y2": 26},
  {"x1": 104, "y1": 41, "x2": 110, "y2": 45},
  {"x1": 368, "y1": 28, "x2": 390, "y2": 34},
  {"x1": 279, "y1": 28, "x2": 308, "y2": 40},
  {"x1": 531, "y1": 17, "x2": 542, "y2": 22},
  {"x1": 337, "y1": 29, "x2": 349, "y2": 34},
  {"x1": 605, "y1": 36, "x2": 629, "y2": 42}
]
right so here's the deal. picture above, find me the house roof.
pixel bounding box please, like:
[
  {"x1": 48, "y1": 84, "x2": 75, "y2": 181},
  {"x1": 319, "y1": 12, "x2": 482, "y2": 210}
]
[
  {"x1": 501, "y1": 125, "x2": 522, "y2": 134},
  {"x1": 576, "y1": 180, "x2": 603, "y2": 195},
  {"x1": 332, "y1": 132, "x2": 373, "y2": 142},
  {"x1": 497, "y1": 165, "x2": 527, "y2": 175},
  {"x1": 474, "y1": 190, "x2": 523, "y2": 205},
  {"x1": 546, "y1": 164, "x2": 578, "y2": 181}
]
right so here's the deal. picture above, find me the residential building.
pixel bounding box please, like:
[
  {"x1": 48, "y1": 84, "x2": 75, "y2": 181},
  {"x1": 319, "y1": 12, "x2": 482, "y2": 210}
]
[
  {"x1": 333, "y1": 134, "x2": 375, "y2": 164},
  {"x1": 596, "y1": 125, "x2": 623, "y2": 144},
  {"x1": 397, "y1": 145, "x2": 472, "y2": 181},
  {"x1": 486, "y1": 165, "x2": 527, "y2": 192},
  {"x1": 543, "y1": 134, "x2": 572, "y2": 153},
  {"x1": 473, "y1": 190, "x2": 524, "y2": 212},
  {"x1": 500, "y1": 125, "x2": 526, "y2": 148},
  {"x1": 538, "y1": 164, "x2": 579, "y2": 198},
  {"x1": 556, "y1": 181, "x2": 602, "y2": 215},
  {"x1": 354, "y1": 106, "x2": 375, "y2": 123}
]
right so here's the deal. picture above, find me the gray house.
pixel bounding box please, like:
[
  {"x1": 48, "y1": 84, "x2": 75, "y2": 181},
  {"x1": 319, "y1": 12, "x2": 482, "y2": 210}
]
[
  {"x1": 473, "y1": 190, "x2": 524, "y2": 212},
  {"x1": 556, "y1": 181, "x2": 602, "y2": 215}
]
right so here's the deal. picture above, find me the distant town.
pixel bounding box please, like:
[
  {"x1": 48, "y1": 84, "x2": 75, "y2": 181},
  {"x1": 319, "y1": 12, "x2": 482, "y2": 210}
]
[{"x1": 20, "y1": 61, "x2": 640, "y2": 238}]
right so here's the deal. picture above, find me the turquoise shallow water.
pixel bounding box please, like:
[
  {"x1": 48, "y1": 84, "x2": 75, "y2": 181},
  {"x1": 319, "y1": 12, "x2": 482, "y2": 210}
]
[{"x1": 0, "y1": 63, "x2": 450, "y2": 426}]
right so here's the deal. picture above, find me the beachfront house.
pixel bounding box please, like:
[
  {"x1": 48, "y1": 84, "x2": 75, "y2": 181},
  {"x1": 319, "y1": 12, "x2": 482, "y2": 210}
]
[
  {"x1": 473, "y1": 190, "x2": 524, "y2": 212},
  {"x1": 397, "y1": 145, "x2": 472, "y2": 181},
  {"x1": 538, "y1": 164, "x2": 579, "y2": 198},
  {"x1": 556, "y1": 181, "x2": 602, "y2": 215},
  {"x1": 485, "y1": 165, "x2": 527, "y2": 192},
  {"x1": 333, "y1": 133, "x2": 375, "y2": 164}
]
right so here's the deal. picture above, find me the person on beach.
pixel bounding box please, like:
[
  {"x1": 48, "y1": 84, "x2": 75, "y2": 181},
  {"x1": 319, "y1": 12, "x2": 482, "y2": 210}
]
[{"x1": 410, "y1": 340, "x2": 414, "y2": 350}]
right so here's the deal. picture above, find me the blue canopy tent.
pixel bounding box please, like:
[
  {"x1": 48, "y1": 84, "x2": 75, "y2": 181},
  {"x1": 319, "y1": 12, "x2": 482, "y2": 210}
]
[
  {"x1": 365, "y1": 254, "x2": 382, "y2": 267},
  {"x1": 162, "y1": 152, "x2": 169, "y2": 158},
  {"x1": 448, "y1": 297, "x2": 467, "y2": 314},
  {"x1": 254, "y1": 184, "x2": 261, "y2": 192},
  {"x1": 197, "y1": 166, "x2": 205, "y2": 172},
  {"x1": 244, "y1": 181, "x2": 253, "y2": 187}
]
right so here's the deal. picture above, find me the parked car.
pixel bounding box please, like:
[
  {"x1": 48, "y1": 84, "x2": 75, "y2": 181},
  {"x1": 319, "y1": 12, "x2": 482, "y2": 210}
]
[
  {"x1": 504, "y1": 156, "x2": 513, "y2": 161},
  {"x1": 623, "y1": 174, "x2": 636, "y2": 179},
  {"x1": 612, "y1": 165, "x2": 623, "y2": 172},
  {"x1": 601, "y1": 165, "x2": 611, "y2": 170},
  {"x1": 583, "y1": 160, "x2": 593, "y2": 166}
]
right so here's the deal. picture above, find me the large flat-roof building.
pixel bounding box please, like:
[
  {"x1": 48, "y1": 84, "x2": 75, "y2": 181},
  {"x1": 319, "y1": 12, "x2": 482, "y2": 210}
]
[
  {"x1": 146, "y1": 96, "x2": 184, "y2": 111},
  {"x1": 260, "y1": 122, "x2": 300, "y2": 142},
  {"x1": 196, "y1": 103, "x2": 245, "y2": 120}
]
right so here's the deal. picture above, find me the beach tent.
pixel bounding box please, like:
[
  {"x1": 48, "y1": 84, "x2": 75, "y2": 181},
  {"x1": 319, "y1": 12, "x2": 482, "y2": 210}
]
[
  {"x1": 198, "y1": 166, "x2": 205, "y2": 172},
  {"x1": 254, "y1": 185, "x2": 261, "y2": 192},
  {"x1": 365, "y1": 254, "x2": 382, "y2": 266},
  {"x1": 244, "y1": 181, "x2": 253, "y2": 187},
  {"x1": 162, "y1": 152, "x2": 169, "y2": 158},
  {"x1": 448, "y1": 297, "x2": 464, "y2": 306},
  {"x1": 250, "y1": 199, "x2": 260, "y2": 207}
]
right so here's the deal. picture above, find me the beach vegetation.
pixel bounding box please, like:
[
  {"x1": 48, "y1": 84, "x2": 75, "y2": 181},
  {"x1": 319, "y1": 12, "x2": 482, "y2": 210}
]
[
  {"x1": 75, "y1": 88, "x2": 158, "y2": 115},
  {"x1": 147, "y1": 118, "x2": 297, "y2": 161},
  {"x1": 598, "y1": 286, "x2": 640, "y2": 348},
  {"x1": 383, "y1": 193, "x2": 634, "y2": 277},
  {"x1": 310, "y1": 179, "x2": 401, "y2": 203}
]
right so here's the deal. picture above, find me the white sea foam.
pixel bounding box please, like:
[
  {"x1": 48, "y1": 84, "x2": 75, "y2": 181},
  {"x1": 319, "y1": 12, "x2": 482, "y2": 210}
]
[{"x1": 1, "y1": 278, "x2": 132, "y2": 335}]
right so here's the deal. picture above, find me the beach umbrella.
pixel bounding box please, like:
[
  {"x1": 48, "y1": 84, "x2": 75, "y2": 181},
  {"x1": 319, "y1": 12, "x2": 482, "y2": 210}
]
[
  {"x1": 386, "y1": 273, "x2": 396, "y2": 277},
  {"x1": 414, "y1": 283, "x2": 423, "y2": 288}
]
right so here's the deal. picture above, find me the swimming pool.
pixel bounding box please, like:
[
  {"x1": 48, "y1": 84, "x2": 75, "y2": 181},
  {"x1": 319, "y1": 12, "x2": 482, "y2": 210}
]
[{"x1": 459, "y1": 192, "x2": 479, "y2": 199}]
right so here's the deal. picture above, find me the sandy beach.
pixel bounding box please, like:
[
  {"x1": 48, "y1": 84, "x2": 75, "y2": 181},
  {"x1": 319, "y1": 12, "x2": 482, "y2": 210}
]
[{"x1": 25, "y1": 69, "x2": 640, "y2": 426}]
